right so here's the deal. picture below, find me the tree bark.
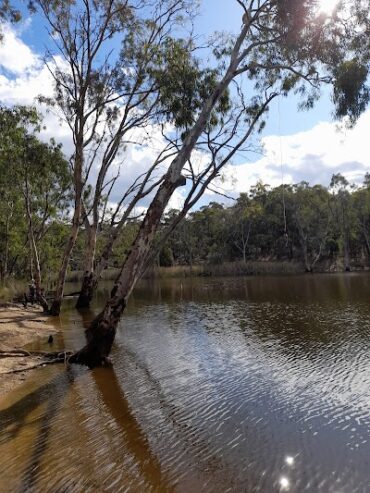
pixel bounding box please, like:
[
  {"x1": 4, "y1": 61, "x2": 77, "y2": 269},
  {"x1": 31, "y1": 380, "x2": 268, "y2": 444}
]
[
  {"x1": 49, "y1": 202, "x2": 82, "y2": 315},
  {"x1": 69, "y1": 174, "x2": 186, "y2": 367},
  {"x1": 3, "y1": 213, "x2": 10, "y2": 279},
  {"x1": 294, "y1": 212, "x2": 312, "y2": 272},
  {"x1": 69, "y1": 24, "x2": 249, "y2": 366},
  {"x1": 76, "y1": 224, "x2": 97, "y2": 309},
  {"x1": 343, "y1": 228, "x2": 350, "y2": 272},
  {"x1": 50, "y1": 150, "x2": 84, "y2": 316},
  {"x1": 24, "y1": 173, "x2": 49, "y2": 312}
]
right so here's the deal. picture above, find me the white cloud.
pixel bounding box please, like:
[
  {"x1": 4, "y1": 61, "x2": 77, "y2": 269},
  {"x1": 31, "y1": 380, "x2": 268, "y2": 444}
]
[
  {"x1": 0, "y1": 23, "x2": 40, "y2": 74},
  {"x1": 2, "y1": 23, "x2": 370, "y2": 214},
  {"x1": 227, "y1": 111, "x2": 370, "y2": 195}
]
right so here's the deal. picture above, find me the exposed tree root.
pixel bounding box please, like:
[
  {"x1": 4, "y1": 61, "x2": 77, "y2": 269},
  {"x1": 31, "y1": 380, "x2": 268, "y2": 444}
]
[
  {"x1": 0, "y1": 349, "x2": 73, "y2": 375},
  {"x1": 4, "y1": 357, "x2": 68, "y2": 374},
  {"x1": 0, "y1": 349, "x2": 73, "y2": 358}
]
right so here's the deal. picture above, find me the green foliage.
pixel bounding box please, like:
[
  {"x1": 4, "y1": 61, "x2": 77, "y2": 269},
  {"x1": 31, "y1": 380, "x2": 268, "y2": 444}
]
[
  {"x1": 0, "y1": 105, "x2": 72, "y2": 280},
  {"x1": 333, "y1": 60, "x2": 370, "y2": 123},
  {"x1": 158, "y1": 175, "x2": 370, "y2": 271}
]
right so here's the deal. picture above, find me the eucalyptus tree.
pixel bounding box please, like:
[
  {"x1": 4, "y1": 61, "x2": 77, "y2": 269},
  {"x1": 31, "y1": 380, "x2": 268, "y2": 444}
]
[
  {"x1": 68, "y1": 0, "x2": 363, "y2": 366},
  {"x1": 32, "y1": 0, "x2": 145, "y2": 315},
  {"x1": 352, "y1": 175, "x2": 370, "y2": 261},
  {"x1": 0, "y1": 106, "x2": 71, "y2": 304},
  {"x1": 329, "y1": 173, "x2": 354, "y2": 271},
  {"x1": 291, "y1": 182, "x2": 332, "y2": 272},
  {"x1": 330, "y1": 0, "x2": 370, "y2": 124},
  {"x1": 32, "y1": 0, "x2": 207, "y2": 314}
]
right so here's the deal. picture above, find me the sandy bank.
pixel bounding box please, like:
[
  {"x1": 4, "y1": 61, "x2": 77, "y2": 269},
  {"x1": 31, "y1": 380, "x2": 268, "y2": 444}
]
[{"x1": 0, "y1": 304, "x2": 60, "y2": 395}]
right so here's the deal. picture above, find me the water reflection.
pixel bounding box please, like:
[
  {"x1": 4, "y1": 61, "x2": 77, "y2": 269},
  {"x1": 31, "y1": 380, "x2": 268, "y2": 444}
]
[
  {"x1": 92, "y1": 367, "x2": 172, "y2": 491},
  {"x1": 1, "y1": 273, "x2": 370, "y2": 492}
]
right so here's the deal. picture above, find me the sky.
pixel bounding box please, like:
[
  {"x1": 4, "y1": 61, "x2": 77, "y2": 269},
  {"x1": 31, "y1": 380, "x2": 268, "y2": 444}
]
[{"x1": 1, "y1": 1, "x2": 370, "y2": 211}]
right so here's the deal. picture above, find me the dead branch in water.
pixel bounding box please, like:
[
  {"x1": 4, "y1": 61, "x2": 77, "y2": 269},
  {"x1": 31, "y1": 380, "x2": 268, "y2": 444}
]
[{"x1": 3, "y1": 356, "x2": 69, "y2": 374}]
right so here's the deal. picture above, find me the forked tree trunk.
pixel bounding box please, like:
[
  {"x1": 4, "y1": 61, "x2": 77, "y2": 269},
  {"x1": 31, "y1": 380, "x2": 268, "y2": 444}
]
[
  {"x1": 69, "y1": 174, "x2": 186, "y2": 367},
  {"x1": 76, "y1": 189, "x2": 142, "y2": 308},
  {"x1": 69, "y1": 24, "x2": 249, "y2": 366}
]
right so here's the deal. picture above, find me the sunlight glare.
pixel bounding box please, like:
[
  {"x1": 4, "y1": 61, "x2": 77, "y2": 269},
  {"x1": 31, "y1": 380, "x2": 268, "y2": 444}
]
[
  {"x1": 318, "y1": 0, "x2": 338, "y2": 15},
  {"x1": 285, "y1": 456, "x2": 294, "y2": 466},
  {"x1": 279, "y1": 476, "x2": 290, "y2": 490}
]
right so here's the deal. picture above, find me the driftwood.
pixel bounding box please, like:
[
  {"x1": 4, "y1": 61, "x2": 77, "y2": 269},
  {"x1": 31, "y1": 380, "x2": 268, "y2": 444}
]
[
  {"x1": 0, "y1": 349, "x2": 72, "y2": 357},
  {"x1": 4, "y1": 357, "x2": 69, "y2": 374},
  {"x1": 0, "y1": 349, "x2": 73, "y2": 374}
]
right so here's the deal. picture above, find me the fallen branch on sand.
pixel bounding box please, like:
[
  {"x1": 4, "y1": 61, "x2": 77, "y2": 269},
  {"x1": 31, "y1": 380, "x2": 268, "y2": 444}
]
[
  {"x1": 0, "y1": 349, "x2": 73, "y2": 374},
  {"x1": 0, "y1": 349, "x2": 73, "y2": 358},
  {"x1": 4, "y1": 357, "x2": 68, "y2": 374}
]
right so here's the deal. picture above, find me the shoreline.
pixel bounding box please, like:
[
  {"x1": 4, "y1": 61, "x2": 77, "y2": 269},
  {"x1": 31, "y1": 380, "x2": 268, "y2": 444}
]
[
  {"x1": 0, "y1": 304, "x2": 61, "y2": 395},
  {"x1": 63, "y1": 260, "x2": 370, "y2": 283}
]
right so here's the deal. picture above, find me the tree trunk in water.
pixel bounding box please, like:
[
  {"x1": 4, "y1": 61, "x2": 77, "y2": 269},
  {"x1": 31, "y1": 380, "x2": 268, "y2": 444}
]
[
  {"x1": 76, "y1": 271, "x2": 98, "y2": 309},
  {"x1": 69, "y1": 174, "x2": 186, "y2": 367},
  {"x1": 76, "y1": 225, "x2": 97, "y2": 309},
  {"x1": 69, "y1": 41, "x2": 245, "y2": 366},
  {"x1": 84, "y1": 196, "x2": 143, "y2": 305}
]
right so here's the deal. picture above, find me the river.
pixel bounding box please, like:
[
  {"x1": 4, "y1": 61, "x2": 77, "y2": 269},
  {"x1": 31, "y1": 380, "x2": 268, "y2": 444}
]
[{"x1": 1, "y1": 273, "x2": 370, "y2": 492}]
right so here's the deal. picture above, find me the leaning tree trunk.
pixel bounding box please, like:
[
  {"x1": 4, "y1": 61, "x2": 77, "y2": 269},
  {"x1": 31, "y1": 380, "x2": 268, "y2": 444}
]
[
  {"x1": 69, "y1": 174, "x2": 186, "y2": 367},
  {"x1": 76, "y1": 224, "x2": 97, "y2": 309},
  {"x1": 69, "y1": 25, "x2": 248, "y2": 366},
  {"x1": 76, "y1": 187, "x2": 145, "y2": 308}
]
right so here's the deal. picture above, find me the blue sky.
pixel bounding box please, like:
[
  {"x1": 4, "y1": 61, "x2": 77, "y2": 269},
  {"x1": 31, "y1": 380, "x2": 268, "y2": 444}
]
[
  {"x1": 1, "y1": 1, "x2": 369, "y2": 210},
  {"x1": 12, "y1": 0, "x2": 333, "y2": 138}
]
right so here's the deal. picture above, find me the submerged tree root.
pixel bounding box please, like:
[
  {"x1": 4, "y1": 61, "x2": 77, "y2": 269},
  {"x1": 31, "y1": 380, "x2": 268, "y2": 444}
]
[{"x1": 68, "y1": 347, "x2": 112, "y2": 369}]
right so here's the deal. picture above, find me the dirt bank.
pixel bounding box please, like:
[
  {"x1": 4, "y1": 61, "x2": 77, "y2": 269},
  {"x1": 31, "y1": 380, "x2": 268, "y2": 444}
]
[{"x1": 0, "y1": 304, "x2": 61, "y2": 395}]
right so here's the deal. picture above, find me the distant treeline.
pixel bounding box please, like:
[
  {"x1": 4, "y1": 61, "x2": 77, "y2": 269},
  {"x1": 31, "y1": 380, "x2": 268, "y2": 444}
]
[
  {"x1": 156, "y1": 174, "x2": 370, "y2": 273},
  {"x1": 2, "y1": 152, "x2": 370, "y2": 283}
]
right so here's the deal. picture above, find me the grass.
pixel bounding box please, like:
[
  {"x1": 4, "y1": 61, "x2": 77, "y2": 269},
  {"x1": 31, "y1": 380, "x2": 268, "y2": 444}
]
[
  {"x1": 145, "y1": 261, "x2": 305, "y2": 279},
  {"x1": 63, "y1": 258, "x2": 368, "y2": 285},
  {"x1": 203, "y1": 260, "x2": 304, "y2": 277},
  {"x1": 0, "y1": 279, "x2": 26, "y2": 303},
  {"x1": 65, "y1": 261, "x2": 306, "y2": 283},
  {"x1": 145, "y1": 265, "x2": 204, "y2": 278}
]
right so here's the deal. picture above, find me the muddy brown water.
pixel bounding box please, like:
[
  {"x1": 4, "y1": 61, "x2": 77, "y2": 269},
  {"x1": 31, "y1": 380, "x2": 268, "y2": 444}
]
[{"x1": 1, "y1": 273, "x2": 370, "y2": 492}]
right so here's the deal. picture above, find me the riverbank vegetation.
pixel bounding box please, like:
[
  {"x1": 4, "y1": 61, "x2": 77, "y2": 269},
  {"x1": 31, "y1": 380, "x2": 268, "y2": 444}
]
[
  {"x1": 1, "y1": 0, "x2": 370, "y2": 366},
  {"x1": 156, "y1": 175, "x2": 370, "y2": 273},
  {"x1": 2, "y1": 172, "x2": 370, "y2": 300}
]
